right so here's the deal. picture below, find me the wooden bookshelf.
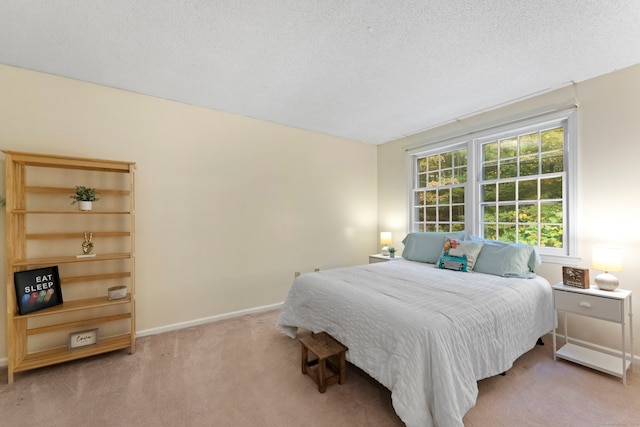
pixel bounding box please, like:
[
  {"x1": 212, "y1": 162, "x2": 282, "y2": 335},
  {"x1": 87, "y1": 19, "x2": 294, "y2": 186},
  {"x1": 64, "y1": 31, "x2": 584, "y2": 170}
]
[{"x1": 4, "y1": 150, "x2": 136, "y2": 383}]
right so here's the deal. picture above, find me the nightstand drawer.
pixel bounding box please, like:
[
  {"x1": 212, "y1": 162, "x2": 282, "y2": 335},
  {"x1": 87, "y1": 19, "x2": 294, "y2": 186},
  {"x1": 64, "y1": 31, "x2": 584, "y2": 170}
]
[{"x1": 554, "y1": 290, "x2": 623, "y2": 322}]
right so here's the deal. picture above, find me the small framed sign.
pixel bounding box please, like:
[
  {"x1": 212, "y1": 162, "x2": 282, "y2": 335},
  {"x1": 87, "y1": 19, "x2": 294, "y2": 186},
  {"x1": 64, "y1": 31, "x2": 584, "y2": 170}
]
[
  {"x1": 562, "y1": 266, "x2": 590, "y2": 289},
  {"x1": 13, "y1": 266, "x2": 63, "y2": 315},
  {"x1": 69, "y1": 329, "x2": 98, "y2": 349}
]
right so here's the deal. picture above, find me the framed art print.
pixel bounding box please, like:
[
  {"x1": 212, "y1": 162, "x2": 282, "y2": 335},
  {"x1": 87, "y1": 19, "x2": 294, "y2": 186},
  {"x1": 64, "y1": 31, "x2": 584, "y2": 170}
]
[
  {"x1": 562, "y1": 266, "x2": 590, "y2": 289},
  {"x1": 14, "y1": 266, "x2": 63, "y2": 315}
]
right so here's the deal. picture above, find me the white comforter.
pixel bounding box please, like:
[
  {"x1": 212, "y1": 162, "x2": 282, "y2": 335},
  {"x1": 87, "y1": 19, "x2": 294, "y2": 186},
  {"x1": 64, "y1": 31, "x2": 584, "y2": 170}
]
[{"x1": 276, "y1": 260, "x2": 554, "y2": 427}]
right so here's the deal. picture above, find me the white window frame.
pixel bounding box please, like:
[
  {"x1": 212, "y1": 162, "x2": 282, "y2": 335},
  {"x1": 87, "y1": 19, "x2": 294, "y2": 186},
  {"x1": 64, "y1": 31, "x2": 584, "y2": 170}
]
[
  {"x1": 409, "y1": 142, "x2": 469, "y2": 233},
  {"x1": 407, "y1": 108, "x2": 578, "y2": 264}
]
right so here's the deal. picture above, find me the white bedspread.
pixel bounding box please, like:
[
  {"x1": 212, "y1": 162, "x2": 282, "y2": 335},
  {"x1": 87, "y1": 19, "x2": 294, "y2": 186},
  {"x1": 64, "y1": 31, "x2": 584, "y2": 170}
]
[{"x1": 276, "y1": 260, "x2": 554, "y2": 427}]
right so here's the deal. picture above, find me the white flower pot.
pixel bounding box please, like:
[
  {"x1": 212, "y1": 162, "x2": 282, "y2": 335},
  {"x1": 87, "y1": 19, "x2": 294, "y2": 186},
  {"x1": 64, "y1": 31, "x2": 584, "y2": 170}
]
[{"x1": 78, "y1": 201, "x2": 93, "y2": 211}]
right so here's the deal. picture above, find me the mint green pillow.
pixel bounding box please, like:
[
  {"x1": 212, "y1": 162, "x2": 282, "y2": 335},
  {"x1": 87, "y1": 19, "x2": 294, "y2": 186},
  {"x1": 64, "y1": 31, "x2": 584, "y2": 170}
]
[
  {"x1": 401, "y1": 231, "x2": 465, "y2": 264},
  {"x1": 472, "y1": 239, "x2": 536, "y2": 278}
]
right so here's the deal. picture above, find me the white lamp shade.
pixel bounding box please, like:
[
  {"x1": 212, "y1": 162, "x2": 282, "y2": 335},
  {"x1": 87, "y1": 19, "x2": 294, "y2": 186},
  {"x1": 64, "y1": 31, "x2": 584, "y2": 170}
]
[
  {"x1": 592, "y1": 246, "x2": 623, "y2": 272},
  {"x1": 380, "y1": 232, "x2": 392, "y2": 245}
]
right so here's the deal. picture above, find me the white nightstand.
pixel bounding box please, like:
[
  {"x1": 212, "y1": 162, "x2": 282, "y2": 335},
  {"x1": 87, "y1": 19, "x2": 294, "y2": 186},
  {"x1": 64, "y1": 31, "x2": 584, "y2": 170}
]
[
  {"x1": 369, "y1": 254, "x2": 402, "y2": 264},
  {"x1": 552, "y1": 283, "x2": 634, "y2": 384}
]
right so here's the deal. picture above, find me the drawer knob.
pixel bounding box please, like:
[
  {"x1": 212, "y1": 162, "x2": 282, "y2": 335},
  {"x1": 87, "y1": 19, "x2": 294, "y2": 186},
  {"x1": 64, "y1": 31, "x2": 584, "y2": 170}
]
[{"x1": 579, "y1": 301, "x2": 592, "y2": 308}]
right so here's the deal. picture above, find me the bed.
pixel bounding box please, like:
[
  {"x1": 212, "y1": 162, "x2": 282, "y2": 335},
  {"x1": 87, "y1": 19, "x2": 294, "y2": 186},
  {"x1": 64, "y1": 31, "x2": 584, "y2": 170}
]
[{"x1": 276, "y1": 233, "x2": 555, "y2": 427}]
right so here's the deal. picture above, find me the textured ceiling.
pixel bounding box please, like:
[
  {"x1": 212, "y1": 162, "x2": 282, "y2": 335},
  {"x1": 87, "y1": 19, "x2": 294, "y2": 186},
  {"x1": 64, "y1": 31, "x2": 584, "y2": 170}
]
[{"x1": 2, "y1": 1, "x2": 640, "y2": 144}]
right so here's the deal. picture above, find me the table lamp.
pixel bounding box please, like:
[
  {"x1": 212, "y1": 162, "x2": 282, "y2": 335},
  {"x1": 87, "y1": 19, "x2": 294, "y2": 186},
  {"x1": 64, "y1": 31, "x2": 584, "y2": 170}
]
[
  {"x1": 591, "y1": 246, "x2": 623, "y2": 291},
  {"x1": 380, "y1": 232, "x2": 392, "y2": 256}
]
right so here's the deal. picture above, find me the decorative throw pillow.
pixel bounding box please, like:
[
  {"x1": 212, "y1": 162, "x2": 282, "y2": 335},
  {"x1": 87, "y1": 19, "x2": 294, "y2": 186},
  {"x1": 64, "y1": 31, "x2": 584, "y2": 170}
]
[{"x1": 437, "y1": 238, "x2": 483, "y2": 272}]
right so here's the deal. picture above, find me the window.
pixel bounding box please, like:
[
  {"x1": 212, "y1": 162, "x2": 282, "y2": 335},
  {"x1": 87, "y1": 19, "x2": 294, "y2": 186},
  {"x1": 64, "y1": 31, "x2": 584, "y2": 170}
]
[
  {"x1": 412, "y1": 146, "x2": 467, "y2": 232},
  {"x1": 409, "y1": 109, "x2": 577, "y2": 261}
]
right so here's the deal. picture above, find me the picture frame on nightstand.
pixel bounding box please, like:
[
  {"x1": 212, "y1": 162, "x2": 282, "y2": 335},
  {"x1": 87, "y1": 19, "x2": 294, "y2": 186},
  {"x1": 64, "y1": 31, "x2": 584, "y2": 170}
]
[{"x1": 562, "y1": 266, "x2": 590, "y2": 289}]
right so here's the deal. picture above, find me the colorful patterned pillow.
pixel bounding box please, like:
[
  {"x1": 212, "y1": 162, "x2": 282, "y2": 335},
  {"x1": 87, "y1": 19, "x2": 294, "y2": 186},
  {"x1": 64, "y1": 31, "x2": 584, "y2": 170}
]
[{"x1": 437, "y1": 238, "x2": 483, "y2": 272}]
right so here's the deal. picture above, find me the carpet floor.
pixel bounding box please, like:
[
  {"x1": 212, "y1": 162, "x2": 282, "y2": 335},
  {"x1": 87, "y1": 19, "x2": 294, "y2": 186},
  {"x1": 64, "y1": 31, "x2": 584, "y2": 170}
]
[{"x1": 1, "y1": 308, "x2": 639, "y2": 426}]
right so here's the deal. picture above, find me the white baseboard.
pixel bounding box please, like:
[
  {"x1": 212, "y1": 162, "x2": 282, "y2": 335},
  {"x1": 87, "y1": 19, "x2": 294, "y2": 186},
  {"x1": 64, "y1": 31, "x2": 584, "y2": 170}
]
[
  {"x1": 136, "y1": 302, "x2": 283, "y2": 337},
  {"x1": 0, "y1": 302, "x2": 284, "y2": 368}
]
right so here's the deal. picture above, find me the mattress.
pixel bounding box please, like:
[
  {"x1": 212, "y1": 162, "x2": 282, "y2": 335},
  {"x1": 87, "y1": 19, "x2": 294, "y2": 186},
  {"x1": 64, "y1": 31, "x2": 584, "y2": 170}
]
[{"x1": 276, "y1": 259, "x2": 554, "y2": 427}]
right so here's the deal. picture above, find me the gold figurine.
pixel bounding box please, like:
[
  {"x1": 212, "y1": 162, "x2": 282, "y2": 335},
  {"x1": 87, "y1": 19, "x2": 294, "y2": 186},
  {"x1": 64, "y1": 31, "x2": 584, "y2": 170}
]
[{"x1": 82, "y1": 231, "x2": 93, "y2": 255}]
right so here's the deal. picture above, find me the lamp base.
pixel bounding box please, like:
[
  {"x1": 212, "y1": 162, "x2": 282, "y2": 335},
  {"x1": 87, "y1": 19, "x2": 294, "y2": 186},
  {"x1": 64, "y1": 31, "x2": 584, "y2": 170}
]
[
  {"x1": 594, "y1": 272, "x2": 619, "y2": 291},
  {"x1": 381, "y1": 245, "x2": 390, "y2": 256}
]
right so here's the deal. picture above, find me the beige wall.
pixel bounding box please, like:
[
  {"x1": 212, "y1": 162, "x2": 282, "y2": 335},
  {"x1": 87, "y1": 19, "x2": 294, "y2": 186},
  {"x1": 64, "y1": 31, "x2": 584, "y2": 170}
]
[
  {"x1": 378, "y1": 64, "x2": 640, "y2": 351},
  {"x1": 0, "y1": 65, "x2": 378, "y2": 359},
  {"x1": 3, "y1": 61, "x2": 639, "y2": 361}
]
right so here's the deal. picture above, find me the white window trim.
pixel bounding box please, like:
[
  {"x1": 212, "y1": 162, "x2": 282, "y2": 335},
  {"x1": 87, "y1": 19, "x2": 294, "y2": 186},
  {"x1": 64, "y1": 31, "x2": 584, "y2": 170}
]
[
  {"x1": 407, "y1": 140, "x2": 470, "y2": 232},
  {"x1": 407, "y1": 108, "x2": 579, "y2": 264}
]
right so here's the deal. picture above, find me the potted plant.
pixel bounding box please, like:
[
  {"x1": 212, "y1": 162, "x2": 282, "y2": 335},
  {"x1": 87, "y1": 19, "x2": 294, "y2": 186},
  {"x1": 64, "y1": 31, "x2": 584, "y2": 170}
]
[
  {"x1": 388, "y1": 247, "x2": 396, "y2": 258},
  {"x1": 70, "y1": 186, "x2": 99, "y2": 211}
]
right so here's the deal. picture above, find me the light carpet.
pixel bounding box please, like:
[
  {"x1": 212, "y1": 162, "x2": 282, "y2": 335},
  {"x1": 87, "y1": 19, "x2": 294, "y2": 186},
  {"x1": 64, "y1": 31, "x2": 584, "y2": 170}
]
[{"x1": 0, "y1": 309, "x2": 639, "y2": 426}]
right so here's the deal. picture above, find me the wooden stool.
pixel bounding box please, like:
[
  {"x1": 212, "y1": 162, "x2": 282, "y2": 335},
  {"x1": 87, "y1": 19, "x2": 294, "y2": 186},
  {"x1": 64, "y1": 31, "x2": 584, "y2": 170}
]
[{"x1": 298, "y1": 332, "x2": 348, "y2": 393}]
